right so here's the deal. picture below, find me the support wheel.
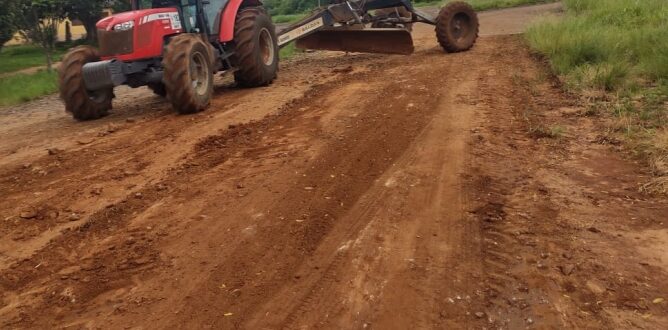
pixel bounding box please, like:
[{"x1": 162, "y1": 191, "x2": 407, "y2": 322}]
[
  {"x1": 58, "y1": 46, "x2": 113, "y2": 121},
  {"x1": 233, "y1": 7, "x2": 278, "y2": 87},
  {"x1": 148, "y1": 82, "x2": 167, "y2": 97},
  {"x1": 436, "y1": 1, "x2": 479, "y2": 52},
  {"x1": 163, "y1": 34, "x2": 214, "y2": 114}
]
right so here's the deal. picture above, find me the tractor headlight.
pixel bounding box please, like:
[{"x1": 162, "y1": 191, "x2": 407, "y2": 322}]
[{"x1": 114, "y1": 20, "x2": 134, "y2": 31}]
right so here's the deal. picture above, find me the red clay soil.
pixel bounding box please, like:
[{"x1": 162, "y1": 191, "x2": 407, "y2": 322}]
[{"x1": 1, "y1": 4, "x2": 667, "y2": 329}]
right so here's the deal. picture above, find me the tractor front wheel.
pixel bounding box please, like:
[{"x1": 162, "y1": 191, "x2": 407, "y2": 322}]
[
  {"x1": 58, "y1": 46, "x2": 113, "y2": 121},
  {"x1": 435, "y1": 1, "x2": 479, "y2": 53},
  {"x1": 233, "y1": 8, "x2": 279, "y2": 87},
  {"x1": 163, "y1": 34, "x2": 214, "y2": 114}
]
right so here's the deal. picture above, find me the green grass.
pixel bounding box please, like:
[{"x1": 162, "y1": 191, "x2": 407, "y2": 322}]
[
  {"x1": 279, "y1": 42, "x2": 300, "y2": 59},
  {"x1": 526, "y1": 0, "x2": 668, "y2": 192},
  {"x1": 526, "y1": 0, "x2": 668, "y2": 92},
  {"x1": 0, "y1": 70, "x2": 58, "y2": 106},
  {"x1": 273, "y1": 13, "x2": 308, "y2": 24},
  {"x1": 0, "y1": 45, "x2": 66, "y2": 74}
]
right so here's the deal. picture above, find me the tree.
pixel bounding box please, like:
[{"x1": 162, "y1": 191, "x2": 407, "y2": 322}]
[
  {"x1": 0, "y1": 0, "x2": 19, "y2": 51},
  {"x1": 65, "y1": 0, "x2": 131, "y2": 43},
  {"x1": 15, "y1": 0, "x2": 68, "y2": 71},
  {"x1": 66, "y1": 0, "x2": 105, "y2": 43}
]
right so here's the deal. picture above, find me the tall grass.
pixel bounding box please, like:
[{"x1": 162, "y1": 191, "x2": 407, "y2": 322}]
[
  {"x1": 0, "y1": 70, "x2": 58, "y2": 106},
  {"x1": 526, "y1": 0, "x2": 668, "y2": 192},
  {"x1": 526, "y1": 0, "x2": 668, "y2": 92}
]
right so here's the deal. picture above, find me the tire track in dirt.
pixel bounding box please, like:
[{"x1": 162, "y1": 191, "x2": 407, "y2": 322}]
[{"x1": 0, "y1": 54, "x2": 391, "y2": 327}]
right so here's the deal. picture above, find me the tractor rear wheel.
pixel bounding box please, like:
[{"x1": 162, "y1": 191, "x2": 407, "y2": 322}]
[
  {"x1": 58, "y1": 46, "x2": 113, "y2": 121},
  {"x1": 233, "y1": 8, "x2": 278, "y2": 87},
  {"x1": 435, "y1": 1, "x2": 479, "y2": 53},
  {"x1": 163, "y1": 34, "x2": 214, "y2": 114}
]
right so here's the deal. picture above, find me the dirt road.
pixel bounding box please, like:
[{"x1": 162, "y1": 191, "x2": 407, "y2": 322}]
[{"x1": 2, "y1": 3, "x2": 667, "y2": 329}]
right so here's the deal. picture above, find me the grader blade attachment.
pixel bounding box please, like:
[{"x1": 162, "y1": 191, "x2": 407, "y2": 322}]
[{"x1": 295, "y1": 28, "x2": 414, "y2": 55}]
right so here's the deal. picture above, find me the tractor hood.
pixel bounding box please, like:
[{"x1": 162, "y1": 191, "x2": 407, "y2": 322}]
[
  {"x1": 96, "y1": 7, "x2": 183, "y2": 62},
  {"x1": 97, "y1": 8, "x2": 180, "y2": 31}
]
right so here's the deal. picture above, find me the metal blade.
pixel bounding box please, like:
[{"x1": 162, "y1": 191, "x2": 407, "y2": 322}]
[{"x1": 295, "y1": 28, "x2": 414, "y2": 55}]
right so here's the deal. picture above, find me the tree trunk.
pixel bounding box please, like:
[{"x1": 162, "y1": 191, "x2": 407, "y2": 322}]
[
  {"x1": 82, "y1": 19, "x2": 99, "y2": 43},
  {"x1": 44, "y1": 48, "x2": 53, "y2": 72}
]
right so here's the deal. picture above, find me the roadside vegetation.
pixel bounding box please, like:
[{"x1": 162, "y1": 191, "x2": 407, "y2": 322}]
[
  {"x1": 272, "y1": 13, "x2": 307, "y2": 24},
  {"x1": 0, "y1": 44, "x2": 66, "y2": 74},
  {"x1": 526, "y1": 0, "x2": 668, "y2": 193},
  {"x1": 0, "y1": 70, "x2": 58, "y2": 106}
]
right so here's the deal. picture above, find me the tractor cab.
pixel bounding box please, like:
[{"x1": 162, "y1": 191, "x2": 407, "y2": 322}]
[{"x1": 132, "y1": 0, "x2": 230, "y2": 36}]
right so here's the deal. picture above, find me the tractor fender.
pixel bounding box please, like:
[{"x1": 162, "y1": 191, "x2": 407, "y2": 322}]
[{"x1": 219, "y1": 0, "x2": 263, "y2": 42}]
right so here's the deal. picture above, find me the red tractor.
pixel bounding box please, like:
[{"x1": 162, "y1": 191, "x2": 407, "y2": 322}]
[
  {"x1": 59, "y1": 0, "x2": 279, "y2": 120},
  {"x1": 59, "y1": 0, "x2": 479, "y2": 120}
]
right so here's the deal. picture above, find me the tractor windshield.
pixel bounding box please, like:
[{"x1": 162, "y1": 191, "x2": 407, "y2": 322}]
[
  {"x1": 136, "y1": 0, "x2": 181, "y2": 9},
  {"x1": 134, "y1": 0, "x2": 197, "y2": 32}
]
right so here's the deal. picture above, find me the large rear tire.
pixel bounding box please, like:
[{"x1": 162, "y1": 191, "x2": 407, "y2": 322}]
[
  {"x1": 435, "y1": 1, "x2": 479, "y2": 53},
  {"x1": 163, "y1": 34, "x2": 214, "y2": 114},
  {"x1": 58, "y1": 46, "x2": 113, "y2": 121},
  {"x1": 233, "y1": 8, "x2": 278, "y2": 87}
]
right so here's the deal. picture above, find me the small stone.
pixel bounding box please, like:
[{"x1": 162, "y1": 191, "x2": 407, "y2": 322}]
[
  {"x1": 474, "y1": 312, "x2": 485, "y2": 318},
  {"x1": 19, "y1": 209, "x2": 38, "y2": 219},
  {"x1": 91, "y1": 187, "x2": 103, "y2": 195},
  {"x1": 586, "y1": 280, "x2": 606, "y2": 294},
  {"x1": 47, "y1": 148, "x2": 60, "y2": 155},
  {"x1": 77, "y1": 138, "x2": 94, "y2": 145},
  {"x1": 562, "y1": 252, "x2": 572, "y2": 259},
  {"x1": 236, "y1": 183, "x2": 244, "y2": 189},
  {"x1": 156, "y1": 184, "x2": 167, "y2": 191},
  {"x1": 587, "y1": 227, "x2": 601, "y2": 233},
  {"x1": 22, "y1": 163, "x2": 32, "y2": 169},
  {"x1": 68, "y1": 213, "x2": 81, "y2": 221},
  {"x1": 559, "y1": 264, "x2": 575, "y2": 276},
  {"x1": 134, "y1": 192, "x2": 143, "y2": 199},
  {"x1": 126, "y1": 118, "x2": 136, "y2": 123},
  {"x1": 133, "y1": 257, "x2": 151, "y2": 265},
  {"x1": 526, "y1": 317, "x2": 534, "y2": 325},
  {"x1": 304, "y1": 186, "x2": 315, "y2": 191}
]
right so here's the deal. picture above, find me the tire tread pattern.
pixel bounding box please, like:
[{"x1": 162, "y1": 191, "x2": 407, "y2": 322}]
[
  {"x1": 162, "y1": 34, "x2": 213, "y2": 114},
  {"x1": 233, "y1": 8, "x2": 278, "y2": 87},
  {"x1": 58, "y1": 46, "x2": 113, "y2": 121},
  {"x1": 435, "y1": 1, "x2": 479, "y2": 53}
]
